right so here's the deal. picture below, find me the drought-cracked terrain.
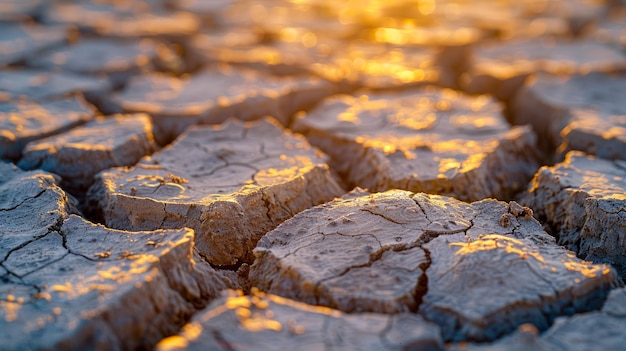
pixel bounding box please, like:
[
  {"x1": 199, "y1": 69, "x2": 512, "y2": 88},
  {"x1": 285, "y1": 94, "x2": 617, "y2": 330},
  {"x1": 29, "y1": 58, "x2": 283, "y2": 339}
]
[{"x1": 1, "y1": 0, "x2": 626, "y2": 350}]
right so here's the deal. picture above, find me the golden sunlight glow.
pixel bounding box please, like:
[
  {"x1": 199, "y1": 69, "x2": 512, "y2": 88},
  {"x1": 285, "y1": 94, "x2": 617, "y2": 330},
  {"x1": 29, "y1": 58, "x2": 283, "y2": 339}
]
[
  {"x1": 157, "y1": 336, "x2": 189, "y2": 350},
  {"x1": 451, "y1": 234, "x2": 546, "y2": 263},
  {"x1": 4, "y1": 1, "x2": 623, "y2": 348},
  {"x1": 1, "y1": 302, "x2": 20, "y2": 322},
  {"x1": 563, "y1": 261, "x2": 612, "y2": 279},
  {"x1": 255, "y1": 161, "x2": 315, "y2": 186},
  {"x1": 178, "y1": 322, "x2": 203, "y2": 342}
]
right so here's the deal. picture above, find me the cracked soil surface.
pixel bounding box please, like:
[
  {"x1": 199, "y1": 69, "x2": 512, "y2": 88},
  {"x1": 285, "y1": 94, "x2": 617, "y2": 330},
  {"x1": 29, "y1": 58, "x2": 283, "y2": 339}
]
[{"x1": 1, "y1": 0, "x2": 626, "y2": 350}]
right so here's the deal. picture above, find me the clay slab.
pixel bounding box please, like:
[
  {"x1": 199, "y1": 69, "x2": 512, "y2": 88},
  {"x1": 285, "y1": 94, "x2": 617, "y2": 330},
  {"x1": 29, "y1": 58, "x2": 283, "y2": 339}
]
[
  {"x1": 19, "y1": 114, "x2": 157, "y2": 192},
  {"x1": 522, "y1": 151, "x2": 626, "y2": 276},
  {"x1": 0, "y1": 23, "x2": 67, "y2": 66},
  {"x1": 463, "y1": 39, "x2": 626, "y2": 101},
  {"x1": 251, "y1": 189, "x2": 618, "y2": 342},
  {"x1": 26, "y1": 38, "x2": 163, "y2": 88},
  {"x1": 293, "y1": 89, "x2": 538, "y2": 201},
  {"x1": 0, "y1": 69, "x2": 111, "y2": 102},
  {"x1": 513, "y1": 72, "x2": 626, "y2": 158},
  {"x1": 108, "y1": 66, "x2": 336, "y2": 143},
  {"x1": 87, "y1": 118, "x2": 344, "y2": 266},
  {"x1": 0, "y1": 96, "x2": 95, "y2": 160},
  {"x1": 156, "y1": 289, "x2": 443, "y2": 351}
]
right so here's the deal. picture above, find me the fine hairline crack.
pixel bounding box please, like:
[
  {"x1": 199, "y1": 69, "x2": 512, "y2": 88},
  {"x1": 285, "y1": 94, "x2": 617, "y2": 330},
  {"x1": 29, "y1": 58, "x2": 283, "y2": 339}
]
[
  {"x1": 307, "y1": 203, "x2": 475, "y2": 312},
  {"x1": 0, "y1": 188, "x2": 48, "y2": 212}
]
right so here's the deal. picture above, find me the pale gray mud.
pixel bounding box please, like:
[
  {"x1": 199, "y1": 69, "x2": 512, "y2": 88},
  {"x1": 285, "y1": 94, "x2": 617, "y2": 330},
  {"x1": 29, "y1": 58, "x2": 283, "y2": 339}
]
[{"x1": 1, "y1": 0, "x2": 625, "y2": 350}]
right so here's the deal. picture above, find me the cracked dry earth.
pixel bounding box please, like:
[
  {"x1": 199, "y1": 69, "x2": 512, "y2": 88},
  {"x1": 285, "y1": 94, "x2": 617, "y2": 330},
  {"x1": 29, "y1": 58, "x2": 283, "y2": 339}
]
[{"x1": 1, "y1": 1, "x2": 626, "y2": 351}]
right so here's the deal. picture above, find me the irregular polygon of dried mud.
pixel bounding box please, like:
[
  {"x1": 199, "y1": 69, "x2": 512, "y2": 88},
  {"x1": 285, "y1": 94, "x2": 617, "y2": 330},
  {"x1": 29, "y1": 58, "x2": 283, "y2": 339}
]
[
  {"x1": 0, "y1": 165, "x2": 234, "y2": 350},
  {"x1": 250, "y1": 189, "x2": 618, "y2": 342},
  {"x1": 558, "y1": 108, "x2": 626, "y2": 161},
  {"x1": 87, "y1": 118, "x2": 344, "y2": 266},
  {"x1": 0, "y1": 214, "x2": 234, "y2": 351},
  {"x1": 453, "y1": 287, "x2": 626, "y2": 351},
  {"x1": 0, "y1": 23, "x2": 67, "y2": 66},
  {"x1": 18, "y1": 114, "x2": 157, "y2": 192},
  {"x1": 107, "y1": 66, "x2": 337, "y2": 144},
  {"x1": 513, "y1": 72, "x2": 626, "y2": 158},
  {"x1": 156, "y1": 289, "x2": 443, "y2": 351},
  {"x1": 521, "y1": 151, "x2": 626, "y2": 277},
  {"x1": 0, "y1": 162, "x2": 73, "y2": 263},
  {"x1": 463, "y1": 39, "x2": 626, "y2": 101},
  {"x1": 0, "y1": 96, "x2": 96, "y2": 160},
  {"x1": 41, "y1": 2, "x2": 199, "y2": 39},
  {"x1": 250, "y1": 189, "x2": 462, "y2": 314},
  {"x1": 421, "y1": 213, "x2": 617, "y2": 341},
  {"x1": 0, "y1": 70, "x2": 111, "y2": 103},
  {"x1": 293, "y1": 89, "x2": 538, "y2": 201},
  {"x1": 26, "y1": 38, "x2": 163, "y2": 88}
]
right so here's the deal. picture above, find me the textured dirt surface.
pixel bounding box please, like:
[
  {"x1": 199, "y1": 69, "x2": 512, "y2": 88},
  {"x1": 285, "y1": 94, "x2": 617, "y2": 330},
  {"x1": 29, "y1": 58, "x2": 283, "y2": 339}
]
[
  {"x1": 0, "y1": 70, "x2": 111, "y2": 103},
  {"x1": 88, "y1": 118, "x2": 343, "y2": 266},
  {"x1": 18, "y1": 113, "x2": 157, "y2": 193},
  {"x1": 0, "y1": 163, "x2": 236, "y2": 350},
  {"x1": 513, "y1": 72, "x2": 626, "y2": 157},
  {"x1": 1, "y1": 0, "x2": 626, "y2": 349},
  {"x1": 0, "y1": 96, "x2": 96, "y2": 160},
  {"x1": 293, "y1": 90, "x2": 538, "y2": 201},
  {"x1": 522, "y1": 151, "x2": 626, "y2": 277},
  {"x1": 156, "y1": 289, "x2": 443, "y2": 351},
  {"x1": 462, "y1": 39, "x2": 626, "y2": 101},
  {"x1": 107, "y1": 66, "x2": 336, "y2": 144},
  {"x1": 251, "y1": 189, "x2": 618, "y2": 342},
  {"x1": 0, "y1": 22, "x2": 68, "y2": 66},
  {"x1": 26, "y1": 38, "x2": 167, "y2": 88},
  {"x1": 451, "y1": 287, "x2": 626, "y2": 351}
]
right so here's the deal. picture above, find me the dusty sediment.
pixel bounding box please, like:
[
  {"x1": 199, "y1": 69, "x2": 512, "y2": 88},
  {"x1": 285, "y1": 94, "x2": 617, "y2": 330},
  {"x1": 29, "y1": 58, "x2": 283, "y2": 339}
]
[
  {"x1": 87, "y1": 117, "x2": 344, "y2": 266},
  {"x1": 521, "y1": 151, "x2": 626, "y2": 277}
]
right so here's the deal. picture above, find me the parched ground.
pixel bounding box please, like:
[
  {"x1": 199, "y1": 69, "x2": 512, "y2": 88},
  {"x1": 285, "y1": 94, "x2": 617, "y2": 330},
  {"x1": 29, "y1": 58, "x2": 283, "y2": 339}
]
[{"x1": 1, "y1": 0, "x2": 626, "y2": 350}]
